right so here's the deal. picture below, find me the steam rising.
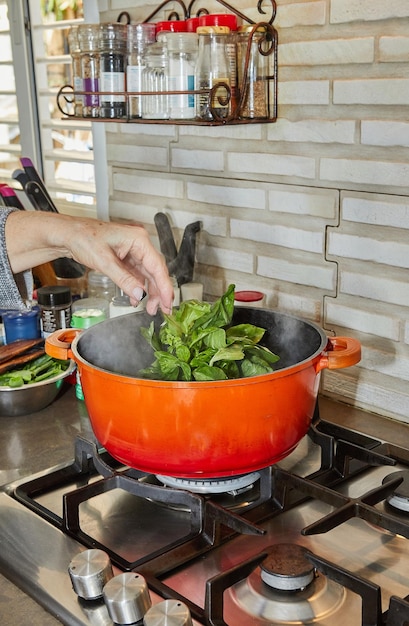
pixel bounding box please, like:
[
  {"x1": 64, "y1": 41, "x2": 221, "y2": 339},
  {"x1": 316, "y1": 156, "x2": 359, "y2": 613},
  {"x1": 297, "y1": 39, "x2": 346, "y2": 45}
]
[{"x1": 77, "y1": 308, "x2": 326, "y2": 378}]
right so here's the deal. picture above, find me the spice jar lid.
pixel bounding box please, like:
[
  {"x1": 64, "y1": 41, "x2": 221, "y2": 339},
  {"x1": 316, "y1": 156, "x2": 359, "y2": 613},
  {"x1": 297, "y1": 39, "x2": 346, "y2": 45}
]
[
  {"x1": 77, "y1": 24, "x2": 100, "y2": 52},
  {"x1": 99, "y1": 22, "x2": 128, "y2": 51},
  {"x1": 186, "y1": 17, "x2": 200, "y2": 32},
  {"x1": 196, "y1": 26, "x2": 231, "y2": 35},
  {"x1": 37, "y1": 286, "x2": 72, "y2": 307},
  {"x1": 198, "y1": 13, "x2": 238, "y2": 30},
  {"x1": 155, "y1": 20, "x2": 187, "y2": 36},
  {"x1": 127, "y1": 23, "x2": 156, "y2": 50}
]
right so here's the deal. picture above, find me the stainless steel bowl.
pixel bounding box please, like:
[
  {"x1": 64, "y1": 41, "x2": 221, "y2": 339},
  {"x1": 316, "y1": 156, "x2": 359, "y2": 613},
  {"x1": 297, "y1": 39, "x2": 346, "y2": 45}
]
[{"x1": 0, "y1": 361, "x2": 75, "y2": 417}]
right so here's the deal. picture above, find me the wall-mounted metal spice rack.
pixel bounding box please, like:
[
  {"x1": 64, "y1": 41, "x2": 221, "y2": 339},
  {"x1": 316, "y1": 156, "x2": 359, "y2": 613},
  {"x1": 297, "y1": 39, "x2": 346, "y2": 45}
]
[{"x1": 57, "y1": 0, "x2": 278, "y2": 126}]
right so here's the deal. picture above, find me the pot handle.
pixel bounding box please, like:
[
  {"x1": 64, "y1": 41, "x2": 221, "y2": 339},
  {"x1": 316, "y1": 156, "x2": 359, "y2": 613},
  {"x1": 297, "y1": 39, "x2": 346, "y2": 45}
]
[
  {"x1": 315, "y1": 336, "x2": 361, "y2": 373},
  {"x1": 45, "y1": 328, "x2": 80, "y2": 361}
]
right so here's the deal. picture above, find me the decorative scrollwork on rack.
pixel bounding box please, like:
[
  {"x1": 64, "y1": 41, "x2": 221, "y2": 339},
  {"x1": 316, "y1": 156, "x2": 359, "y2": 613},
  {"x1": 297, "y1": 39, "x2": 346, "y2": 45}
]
[
  {"x1": 140, "y1": 0, "x2": 277, "y2": 25},
  {"x1": 56, "y1": 84, "x2": 76, "y2": 117}
]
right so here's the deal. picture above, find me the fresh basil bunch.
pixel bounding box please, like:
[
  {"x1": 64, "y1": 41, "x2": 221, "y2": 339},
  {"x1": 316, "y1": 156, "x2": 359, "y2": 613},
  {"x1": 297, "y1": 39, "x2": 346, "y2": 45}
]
[{"x1": 139, "y1": 284, "x2": 279, "y2": 381}]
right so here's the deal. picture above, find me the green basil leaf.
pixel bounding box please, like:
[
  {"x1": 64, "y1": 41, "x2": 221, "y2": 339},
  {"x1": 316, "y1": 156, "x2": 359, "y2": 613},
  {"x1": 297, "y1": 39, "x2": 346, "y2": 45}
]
[{"x1": 193, "y1": 365, "x2": 228, "y2": 381}]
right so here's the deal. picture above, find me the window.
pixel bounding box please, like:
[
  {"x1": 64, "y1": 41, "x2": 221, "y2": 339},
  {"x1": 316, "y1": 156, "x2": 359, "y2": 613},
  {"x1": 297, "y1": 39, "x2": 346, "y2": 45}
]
[{"x1": 0, "y1": 0, "x2": 97, "y2": 217}]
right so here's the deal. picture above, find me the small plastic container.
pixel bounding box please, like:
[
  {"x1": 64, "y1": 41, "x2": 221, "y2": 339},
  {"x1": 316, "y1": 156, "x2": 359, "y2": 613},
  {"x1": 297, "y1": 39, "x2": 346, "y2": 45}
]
[
  {"x1": 37, "y1": 286, "x2": 72, "y2": 338},
  {"x1": 2, "y1": 308, "x2": 41, "y2": 344}
]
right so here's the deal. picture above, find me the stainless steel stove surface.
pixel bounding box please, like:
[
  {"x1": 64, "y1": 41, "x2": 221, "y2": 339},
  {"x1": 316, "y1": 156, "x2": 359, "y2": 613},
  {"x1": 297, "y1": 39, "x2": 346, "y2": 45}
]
[{"x1": 1, "y1": 401, "x2": 409, "y2": 625}]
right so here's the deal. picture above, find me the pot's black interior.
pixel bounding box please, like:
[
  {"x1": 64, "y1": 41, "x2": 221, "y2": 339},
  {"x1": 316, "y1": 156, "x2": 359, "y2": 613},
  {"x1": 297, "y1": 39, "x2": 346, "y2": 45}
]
[{"x1": 77, "y1": 308, "x2": 327, "y2": 378}]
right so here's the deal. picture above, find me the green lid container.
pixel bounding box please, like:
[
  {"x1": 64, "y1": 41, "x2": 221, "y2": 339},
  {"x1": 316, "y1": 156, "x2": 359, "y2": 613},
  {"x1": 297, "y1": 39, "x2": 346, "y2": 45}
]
[{"x1": 71, "y1": 308, "x2": 106, "y2": 329}]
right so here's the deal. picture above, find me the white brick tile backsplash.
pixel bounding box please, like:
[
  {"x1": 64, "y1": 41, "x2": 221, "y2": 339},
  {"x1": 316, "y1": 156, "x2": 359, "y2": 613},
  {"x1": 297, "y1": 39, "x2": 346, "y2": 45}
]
[
  {"x1": 361, "y1": 121, "x2": 409, "y2": 147},
  {"x1": 330, "y1": 0, "x2": 409, "y2": 23},
  {"x1": 269, "y1": 187, "x2": 339, "y2": 219},
  {"x1": 257, "y1": 255, "x2": 336, "y2": 290},
  {"x1": 197, "y1": 245, "x2": 254, "y2": 274},
  {"x1": 327, "y1": 232, "x2": 409, "y2": 268},
  {"x1": 322, "y1": 371, "x2": 409, "y2": 422},
  {"x1": 277, "y1": 292, "x2": 323, "y2": 321},
  {"x1": 268, "y1": 119, "x2": 356, "y2": 144},
  {"x1": 405, "y1": 321, "x2": 409, "y2": 345},
  {"x1": 341, "y1": 194, "x2": 409, "y2": 228},
  {"x1": 278, "y1": 80, "x2": 330, "y2": 105},
  {"x1": 228, "y1": 152, "x2": 316, "y2": 179},
  {"x1": 333, "y1": 79, "x2": 409, "y2": 105},
  {"x1": 107, "y1": 144, "x2": 168, "y2": 167},
  {"x1": 280, "y1": 37, "x2": 374, "y2": 66},
  {"x1": 362, "y1": 346, "x2": 409, "y2": 382},
  {"x1": 231, "y1": 219, "x2": 325, "y2": 253},
  {"x1": 187, "y1": 181, "x2": 266, "y2": 209},
  {"x1": 379, "y1": 36, "x2": 409, "y2": 62},
  {"x1": 340, "y1": 271, "x2": 409, "y2": 307},
  {"x1": 171, "y1": 148, "x2": 224, "y2": 172},
  {"x1": 276, "y1": 1, "x2": 326, "y2": 28},
  {"x1": 320, "y1": 158, "x2": 409, "y2": 188},
  {"x1": 113, "y1": 172, "x2": 184, "y2": 199},
  {"x1": 325, "y1": 299, "x2": 400, "y2": 340}
]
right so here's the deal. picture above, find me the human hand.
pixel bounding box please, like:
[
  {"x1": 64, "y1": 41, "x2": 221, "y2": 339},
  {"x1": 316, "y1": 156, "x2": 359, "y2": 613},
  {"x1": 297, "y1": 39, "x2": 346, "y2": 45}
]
[
  {"x1": 67, "y1": 218, "x2": 174, "y2": 315},
  {"x1": 5, "y1": 211, "x2": 174, "y2": 315}
]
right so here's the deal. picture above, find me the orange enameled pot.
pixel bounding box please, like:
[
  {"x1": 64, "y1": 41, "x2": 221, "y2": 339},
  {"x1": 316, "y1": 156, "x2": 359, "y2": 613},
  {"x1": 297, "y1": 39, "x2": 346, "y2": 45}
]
[{"x1": 46, "y1": 308, "x2": 361, "y2": 478}]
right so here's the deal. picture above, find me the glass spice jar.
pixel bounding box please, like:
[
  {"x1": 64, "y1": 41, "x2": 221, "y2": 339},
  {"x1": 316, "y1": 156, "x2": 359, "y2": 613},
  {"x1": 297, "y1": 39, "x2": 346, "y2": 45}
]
[
  {"x1": 237, "y1": 25, "x2": 270, "y2": 119},
  {"x1": 99, "y1": 23, "x2": 128, "y2": 119},
  {"x1": 126, "y1": 23, "x2": 156, "y2": 119},
  {"x1": 141, "y1": 42, "x2": 170, "y2": 120},
  {"x1": 166, "y1": 32, "x2": 198, "y2": 120},
  {"x1": 195, "y1": 26, "x2": 232, "y2": 121},
  {"x1": 68, "y1": 25, "x2": 83, "y2": 117},
  {"x1": 78, "y1": 24, "x2": 100, "y2": 118}
]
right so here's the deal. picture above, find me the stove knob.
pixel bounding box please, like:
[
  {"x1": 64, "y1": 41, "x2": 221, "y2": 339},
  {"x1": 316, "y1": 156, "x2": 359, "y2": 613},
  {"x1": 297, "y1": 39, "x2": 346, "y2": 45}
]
[
  {"x1": 103, "y1": 572, "x2": 152, "y2": 624},
  {"x1": 143, "y1": 599, "x2": 193, "y2": 626},
  {"x1": 68, "y1": 549, "x2": 113, "y2": 600}
]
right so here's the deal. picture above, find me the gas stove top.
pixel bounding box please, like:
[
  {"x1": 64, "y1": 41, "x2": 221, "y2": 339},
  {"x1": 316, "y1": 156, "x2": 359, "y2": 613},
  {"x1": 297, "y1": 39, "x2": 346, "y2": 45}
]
[{"x1": 1, "y1": 400, "x2": 409, "y2": 625}]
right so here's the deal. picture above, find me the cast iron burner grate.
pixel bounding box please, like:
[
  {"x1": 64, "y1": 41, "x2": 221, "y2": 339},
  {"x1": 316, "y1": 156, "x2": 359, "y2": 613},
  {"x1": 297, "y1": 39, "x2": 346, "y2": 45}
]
[{"x1": 10, "y1": 402, "x2": 409, "y2": 625}]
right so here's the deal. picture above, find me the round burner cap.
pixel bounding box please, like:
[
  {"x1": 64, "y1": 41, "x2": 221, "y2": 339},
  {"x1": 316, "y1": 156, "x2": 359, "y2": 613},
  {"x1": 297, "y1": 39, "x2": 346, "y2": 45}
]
[
  {"x1": 261, "y1": 543, "x2": 315, "y2": 591},
  {"x1": 383, "y1": 471, "x2": 409, "y2": 512}
]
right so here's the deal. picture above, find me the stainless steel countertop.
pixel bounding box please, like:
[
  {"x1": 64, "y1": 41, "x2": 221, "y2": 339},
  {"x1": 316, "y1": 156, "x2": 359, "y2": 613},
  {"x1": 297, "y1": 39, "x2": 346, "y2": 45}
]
[
  {"x1": 0, "y1": 385, "x2": 83, "y2": 626},
  {"x1": 0, "y1": 386, "x2": 407, "y2": 625}
]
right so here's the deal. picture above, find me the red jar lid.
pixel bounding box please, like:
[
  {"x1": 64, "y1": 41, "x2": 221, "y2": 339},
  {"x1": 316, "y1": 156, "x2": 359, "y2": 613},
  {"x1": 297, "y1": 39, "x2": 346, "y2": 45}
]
[
  {"x1": 198, "y1": 13, "x2": 238, "y2": 30},
  {"x1": 155, "y1": 20, "x2": 187, "y2": 36},
  {"x1": 186, "y1": 17, "x2": 200, "y2": 32},
  {"x1": 234, "y1": 290, "x2": 264, "y2": 302}
]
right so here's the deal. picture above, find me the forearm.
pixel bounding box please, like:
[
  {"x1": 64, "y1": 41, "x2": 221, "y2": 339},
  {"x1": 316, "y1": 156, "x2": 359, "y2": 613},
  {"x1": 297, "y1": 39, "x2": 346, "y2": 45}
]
[
  {"x1": 3, "y1": 209, "x2": 173, "y2": 315},
  {"x1": 5, "y1": 209, "x2": 72, "y2": 274}
]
